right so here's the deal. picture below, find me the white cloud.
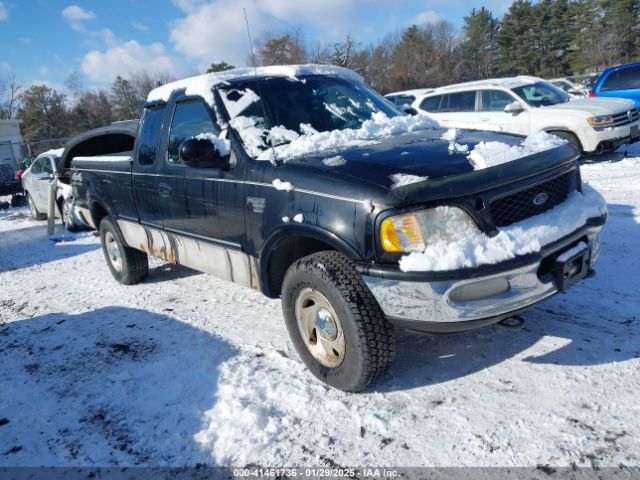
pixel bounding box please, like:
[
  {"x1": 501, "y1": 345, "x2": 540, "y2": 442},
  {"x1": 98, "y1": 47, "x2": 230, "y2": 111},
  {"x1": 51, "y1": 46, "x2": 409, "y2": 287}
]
[
  {"x1": 81, "y1": 30, "x2": 188, "y2": 83},
  {"x1": 409, "y1": 10, "x2": 443, "y2": 26},
  {"x1": 38, "y1": 67, "x2": 49, "y2": 76},
  {"x1": 18, "y1": 37, "x2": 32, "y2": 45},
  {"x1": 169, "y1": 0, "x2": 358, "y2": 67},
  {"x1": 62, "y1": 5, "x2": 96, "y2": 32},
  {"x1": 0, "y1": 2, "x2": 8, "y2": 21},
  {"x1": 131, "y1": 21, "x2": 149, "y2": 32}
]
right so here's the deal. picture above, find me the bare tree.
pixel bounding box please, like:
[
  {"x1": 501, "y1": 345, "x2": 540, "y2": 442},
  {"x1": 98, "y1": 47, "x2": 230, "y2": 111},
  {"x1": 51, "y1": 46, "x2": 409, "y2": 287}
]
[
  {"x1": 0, "y1": 74, "x2": 22, "y2": 119},
  {"x1": 327, "y1": 34, "x2": 362, "y2": 69}
]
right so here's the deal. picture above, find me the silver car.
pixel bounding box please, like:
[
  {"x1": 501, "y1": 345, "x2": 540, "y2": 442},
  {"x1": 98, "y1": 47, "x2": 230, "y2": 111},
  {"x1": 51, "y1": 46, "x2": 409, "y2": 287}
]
[{"x1": 21, "y1": 152, "x2": 84, "y2": 230}]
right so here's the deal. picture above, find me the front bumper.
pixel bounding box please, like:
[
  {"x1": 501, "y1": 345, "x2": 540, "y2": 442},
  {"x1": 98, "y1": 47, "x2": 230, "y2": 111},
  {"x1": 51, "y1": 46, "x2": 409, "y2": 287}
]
[
  {"x1": 360, "y1": 219, "x2": 605, "y2": 333},
  {"x1": 583, "y1": 121, "x2": 640, "y2": 153}
]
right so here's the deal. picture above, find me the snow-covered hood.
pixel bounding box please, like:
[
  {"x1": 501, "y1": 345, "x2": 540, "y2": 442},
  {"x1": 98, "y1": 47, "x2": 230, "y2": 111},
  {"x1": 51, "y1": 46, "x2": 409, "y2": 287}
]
[
  {"x1": 545, "y1": 97, "x2": 636, "y2": 116},
  {"x1": 280, "y1": 129, "x2": 578, "y2": 206}
]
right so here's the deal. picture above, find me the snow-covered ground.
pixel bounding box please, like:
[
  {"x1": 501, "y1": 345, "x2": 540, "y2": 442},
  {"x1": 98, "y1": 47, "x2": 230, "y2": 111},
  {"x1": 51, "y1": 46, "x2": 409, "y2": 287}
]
[{"x1": 0, "y1": 147, "x2": 639, "y2": 468}]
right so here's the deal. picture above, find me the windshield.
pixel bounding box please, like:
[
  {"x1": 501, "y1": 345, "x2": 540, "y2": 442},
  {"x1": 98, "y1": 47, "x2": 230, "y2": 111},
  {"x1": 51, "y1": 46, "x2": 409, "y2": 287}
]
[
  {"x1": 512, "y1": 81, "x2": 570, "y2": 107},
  {"x1": 219, "y1": 75, "x2": 402, "y2": 154}
]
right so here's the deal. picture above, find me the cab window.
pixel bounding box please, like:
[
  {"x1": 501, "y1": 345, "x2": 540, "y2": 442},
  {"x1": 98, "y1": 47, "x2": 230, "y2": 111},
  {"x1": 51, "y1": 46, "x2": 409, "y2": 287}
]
[
  {"x1": 138, "y1": 106, "x2": 164, "y2": 166},
  {"x1": 167, "y1": 100, "x2": 219, "y2": 164},
  {"x1": 481, "y1": 90, "x2": 515, "y2": 112}
]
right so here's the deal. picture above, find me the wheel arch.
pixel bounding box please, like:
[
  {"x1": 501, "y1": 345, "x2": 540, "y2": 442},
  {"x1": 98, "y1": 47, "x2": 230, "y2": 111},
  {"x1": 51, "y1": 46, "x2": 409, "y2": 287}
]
[
  {"x1": 543, "y1": 128, "x2": 584, "y2": 152},
  {"x1": 89, "y1": 199, "x2": 111, "y2": 230},
  {"x1": 259, "y1": 224, "x2": 362, "y2": 299}
]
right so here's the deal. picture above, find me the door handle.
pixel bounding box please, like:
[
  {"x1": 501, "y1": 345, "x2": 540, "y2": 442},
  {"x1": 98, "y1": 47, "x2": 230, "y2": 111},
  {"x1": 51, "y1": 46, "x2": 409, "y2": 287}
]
[
  {"x1": 158, "y1": 182, "x2": 171, "y2": 197},
  {"x1": 480, "y1": 117, "x2": 490, "y2": 122}
]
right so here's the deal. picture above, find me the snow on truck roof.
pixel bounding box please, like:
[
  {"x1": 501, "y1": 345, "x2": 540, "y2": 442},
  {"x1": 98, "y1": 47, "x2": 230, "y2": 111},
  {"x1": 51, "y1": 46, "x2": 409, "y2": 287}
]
[{"x1": 146, "y1": 64, "x2": 364, "y2": 106}]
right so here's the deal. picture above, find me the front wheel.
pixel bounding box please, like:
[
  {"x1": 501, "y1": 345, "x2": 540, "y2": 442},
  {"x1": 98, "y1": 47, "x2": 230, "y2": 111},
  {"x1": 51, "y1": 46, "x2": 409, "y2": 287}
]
[
  {"x1": 59, "y1": 197, "x2": 80, "y2": 232},
  {"x1": 27, "y1": 193, "x2": 46, "y2": 220},
  {"x1": 99, "y1": 216, "x2": 149, "y2": 285},
  {"x1": 281, "y1": 251, "x2": 395, "y2": 392},
  {"x1": 549, "y1": 130, "x2": 582, "y2": 154}
]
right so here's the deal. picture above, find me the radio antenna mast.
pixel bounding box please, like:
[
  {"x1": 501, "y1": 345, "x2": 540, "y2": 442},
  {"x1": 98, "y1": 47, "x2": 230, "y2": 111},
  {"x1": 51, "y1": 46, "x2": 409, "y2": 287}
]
[{"x1": 243, "y1": 8, "x2": 280, "y2": 166}]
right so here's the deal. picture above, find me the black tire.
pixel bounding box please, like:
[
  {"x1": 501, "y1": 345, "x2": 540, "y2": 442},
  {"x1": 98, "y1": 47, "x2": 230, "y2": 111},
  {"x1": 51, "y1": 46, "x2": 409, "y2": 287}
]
[
  {"x1": 99, "y1": 216, "x2": 148, "y2": 285},
  {"x1": 281, "y1": 250, "x2": 395, "y2": 392},
  {"x1": 549, "y1": 130, "x2": 582, "y2": 154},
  {"x1": 26, "y1": 192, "x2": 46, "y2": 220},
  {"x1": 58, "y1": 197, "x2": 80, "y2": 232}
]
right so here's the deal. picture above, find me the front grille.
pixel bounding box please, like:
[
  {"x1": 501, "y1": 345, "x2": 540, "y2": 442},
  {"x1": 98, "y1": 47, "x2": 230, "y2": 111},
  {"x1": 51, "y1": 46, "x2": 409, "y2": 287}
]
[
  {"x1": 490, "y1": 173, "x2": 571, "y2": 227},
  {"x1": 597, "y1": 109, "x2": 640, "y2": 130}
]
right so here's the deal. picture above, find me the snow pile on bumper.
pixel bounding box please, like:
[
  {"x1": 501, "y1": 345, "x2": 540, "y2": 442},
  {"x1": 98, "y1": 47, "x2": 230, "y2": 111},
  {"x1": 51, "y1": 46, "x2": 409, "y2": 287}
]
[{"x1": 399, "y1": 183, "x2": 607, "y2": 272}]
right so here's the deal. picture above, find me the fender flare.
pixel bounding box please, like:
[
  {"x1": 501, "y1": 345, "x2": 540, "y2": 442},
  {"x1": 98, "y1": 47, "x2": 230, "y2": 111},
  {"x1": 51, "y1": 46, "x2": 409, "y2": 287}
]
[{"x1": 258, "y1": 224, "x2": 362, "y2": 297}]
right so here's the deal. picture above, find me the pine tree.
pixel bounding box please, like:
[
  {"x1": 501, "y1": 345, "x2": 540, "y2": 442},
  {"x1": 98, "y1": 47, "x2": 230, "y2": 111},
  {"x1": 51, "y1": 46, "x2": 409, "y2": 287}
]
[
  {"x1": 17, "y1": 85, "x2": 70, "y2": 142},
  {"x1": 497, "y1": 0, "x2": 537, "y2": 76},
  {"x1": 604, "y1": 0, "x2": 640, "y2": 65},
  {"x1": 110, "y1": 76, "x2": 141, "y2": 121},
  {"x1": 207, "y1": 62, "x2": 235, "y2": 73},
  {"x1": 71, "y1": 91, "x2": 113, "y2": 133},
  {"x1": 460, "y1": 7, "x2": 500, "y2": 81}
]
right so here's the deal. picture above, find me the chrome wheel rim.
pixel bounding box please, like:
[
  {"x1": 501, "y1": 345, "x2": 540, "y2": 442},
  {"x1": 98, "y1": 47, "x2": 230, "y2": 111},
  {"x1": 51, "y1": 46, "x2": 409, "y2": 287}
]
[
  {"x1": 295, "y1": 288, "x2": 345, "y2": 368},
  {"x1": 104, "y1": 231, "x2": 123, "y2": 272},
  {"x1": 63, "y1": 201, "x2": 73, "y2": 228}
]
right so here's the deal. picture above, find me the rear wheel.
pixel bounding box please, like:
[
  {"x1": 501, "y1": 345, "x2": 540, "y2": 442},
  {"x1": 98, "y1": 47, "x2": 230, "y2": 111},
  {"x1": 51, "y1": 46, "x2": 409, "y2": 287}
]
[
  {"x1": 99, "y1": 216, "x2": 148, "y2": 285},
  {"x1": 27, "y1": 193, "x2": 46, "y2": 220},
  {"x1": 281, "y1": 251, "x2": 395, "y2": 392}
]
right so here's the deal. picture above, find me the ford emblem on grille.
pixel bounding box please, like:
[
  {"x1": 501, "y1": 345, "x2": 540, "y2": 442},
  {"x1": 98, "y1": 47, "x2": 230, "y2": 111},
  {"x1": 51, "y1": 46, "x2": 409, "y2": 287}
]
[{"x1": 532, "y1": 192, "x2": 549, "y2": 206}]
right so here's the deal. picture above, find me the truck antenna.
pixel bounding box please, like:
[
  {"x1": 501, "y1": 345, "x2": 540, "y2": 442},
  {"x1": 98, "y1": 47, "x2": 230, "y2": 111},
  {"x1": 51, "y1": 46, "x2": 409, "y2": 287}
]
[{"x1": 243, "y1": 8, "x2": 280, "y2": 166}]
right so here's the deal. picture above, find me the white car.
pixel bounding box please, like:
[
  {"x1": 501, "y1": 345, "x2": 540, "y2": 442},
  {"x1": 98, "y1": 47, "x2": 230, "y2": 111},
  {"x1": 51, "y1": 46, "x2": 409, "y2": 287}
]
[
  {"x1": 548, "y1": 78, "x2": 590, "y2": 98},
  {"x1": 385, "y1": 88, "x2": 433, "y2": 109},
  {"x1": 396, "y1": 76, "x2": 640, "y2": 154},
  {"x1": 21, "y1": 150, "x2": 84, "y2": 230}
]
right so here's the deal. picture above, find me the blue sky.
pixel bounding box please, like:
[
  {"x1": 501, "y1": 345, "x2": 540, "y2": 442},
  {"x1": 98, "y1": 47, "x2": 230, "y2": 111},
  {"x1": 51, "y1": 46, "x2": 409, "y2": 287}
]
[{"x1": 0, "y1": 0, "x2": 514, "y2": 95}]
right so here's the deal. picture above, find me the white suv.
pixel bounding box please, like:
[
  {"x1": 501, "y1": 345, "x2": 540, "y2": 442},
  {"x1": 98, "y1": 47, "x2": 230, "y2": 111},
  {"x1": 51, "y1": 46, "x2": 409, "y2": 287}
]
[{"x1": 395, "y1": 76, "x2": 640, "y2": 154}]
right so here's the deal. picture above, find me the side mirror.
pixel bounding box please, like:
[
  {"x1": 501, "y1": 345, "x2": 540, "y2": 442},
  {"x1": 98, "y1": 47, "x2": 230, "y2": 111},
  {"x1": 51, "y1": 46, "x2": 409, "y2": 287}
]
[
  {"x1": 504, "y1": 101, "x2": 525, "y2": 114},
  {"x1": 401, "y1": 105, "x2": 418, "y2": 116},
  {"x1": 179, "y1": 138, "x2": 229, "y2": 169}
]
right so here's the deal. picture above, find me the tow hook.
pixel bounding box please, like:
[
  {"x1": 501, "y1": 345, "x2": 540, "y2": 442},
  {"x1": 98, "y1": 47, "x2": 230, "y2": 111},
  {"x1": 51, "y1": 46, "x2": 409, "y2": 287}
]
[{"x1": 497, "y1": 315, "x2": 526, "y2": 330}]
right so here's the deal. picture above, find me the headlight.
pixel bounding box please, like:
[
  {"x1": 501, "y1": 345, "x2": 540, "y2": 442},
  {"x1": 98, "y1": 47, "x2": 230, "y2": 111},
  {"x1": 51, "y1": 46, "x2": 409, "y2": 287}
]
[
  {"x1": 587, "y1": 115, "x2": 614, "y2": 127},
  {"x1": 380, "y1": 207, "x2": 479, "y2": 253}
]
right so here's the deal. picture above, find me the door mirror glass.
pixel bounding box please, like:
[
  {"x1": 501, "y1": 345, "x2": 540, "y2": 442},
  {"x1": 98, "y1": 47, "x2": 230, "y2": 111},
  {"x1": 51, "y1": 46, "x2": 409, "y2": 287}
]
[
  {"x1": 179, "y1": 138, "x2": 228, "y2": 169},
  {"x1": 504, "y1": 101, "x2": 525, "y2": 113}
]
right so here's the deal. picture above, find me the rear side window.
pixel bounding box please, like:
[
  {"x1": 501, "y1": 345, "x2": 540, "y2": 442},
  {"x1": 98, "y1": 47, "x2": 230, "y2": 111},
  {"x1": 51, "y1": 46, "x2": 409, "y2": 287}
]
[
  {"x1": 167, "y1": 100, "x2": 219, "y2": 164},
  {"x1": 481, "y1": 90, "x2": 514, "y2": 111},
  {"x1": 391, "y1": 95, "x2": 415, "y2": 107},
  {"x1": 601, "y1": 66, "x2": 640, "y2": 91},
  {"x1": 420, "y1": 95, "x2": 442, "y2": 112},
  {"x1": 444, "y1": 91, "x2": 477, "y2": 112},
  {"x1": 137, "y1": 107, "x2": 164, "y2": 166}
]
